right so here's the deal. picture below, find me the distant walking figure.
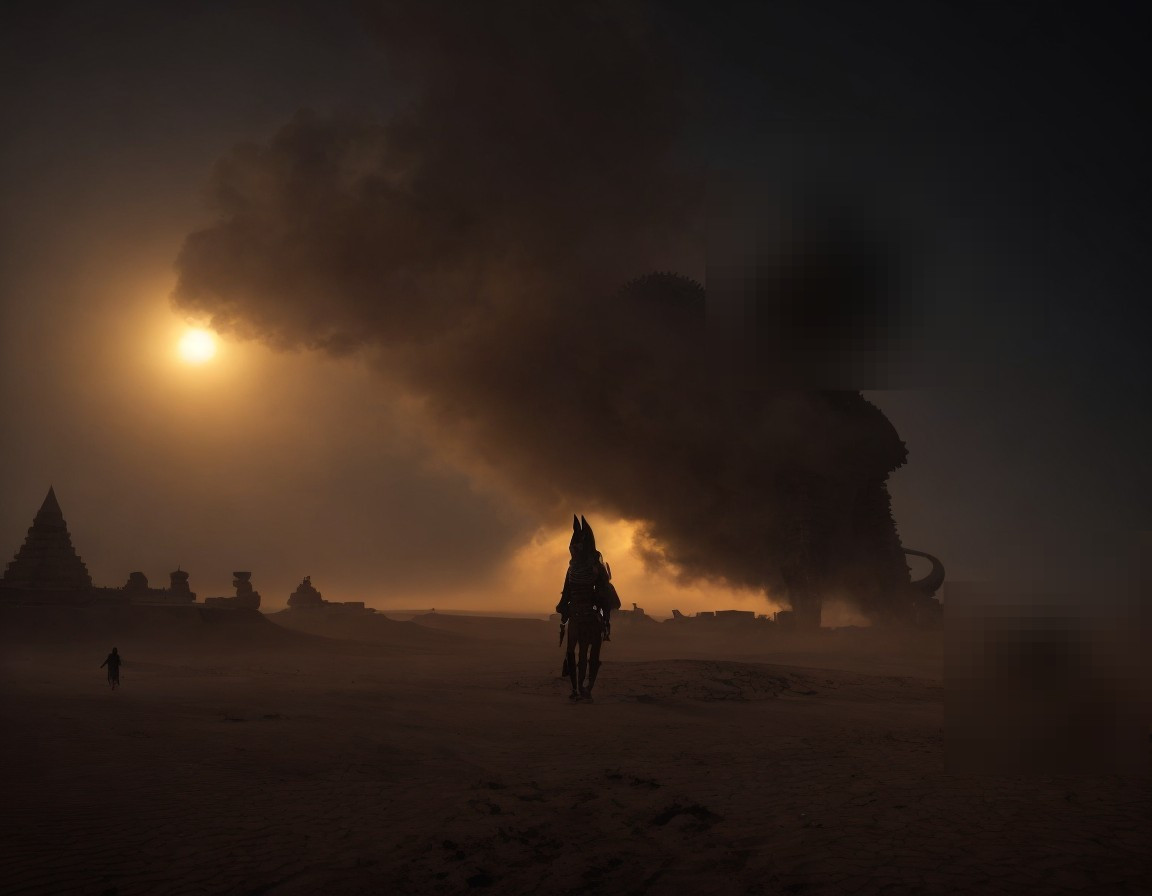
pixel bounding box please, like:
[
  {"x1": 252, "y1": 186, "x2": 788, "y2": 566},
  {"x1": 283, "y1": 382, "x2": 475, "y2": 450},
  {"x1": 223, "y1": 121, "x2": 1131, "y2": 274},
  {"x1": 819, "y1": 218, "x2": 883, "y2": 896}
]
[
  {"x1": 100, "y1": 647, "x2": 122, "y2": 689},
  {"x1": 556, "y1": 516, "x2": 620, "y2": 701}
]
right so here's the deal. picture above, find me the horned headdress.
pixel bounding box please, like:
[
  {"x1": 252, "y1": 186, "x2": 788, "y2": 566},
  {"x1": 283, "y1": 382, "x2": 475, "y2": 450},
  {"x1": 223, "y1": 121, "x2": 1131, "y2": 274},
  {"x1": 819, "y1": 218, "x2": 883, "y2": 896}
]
[{"x1": 569, "y1": 514, "x2": 597, "y2": 560}]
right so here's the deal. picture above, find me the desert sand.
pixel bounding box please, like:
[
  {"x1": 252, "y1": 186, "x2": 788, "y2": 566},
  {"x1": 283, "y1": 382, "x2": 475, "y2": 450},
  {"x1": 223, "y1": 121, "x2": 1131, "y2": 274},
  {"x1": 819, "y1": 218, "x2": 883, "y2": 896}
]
[{"x1": 1, "y1": 606, "x2": 1147, "y2": 895}]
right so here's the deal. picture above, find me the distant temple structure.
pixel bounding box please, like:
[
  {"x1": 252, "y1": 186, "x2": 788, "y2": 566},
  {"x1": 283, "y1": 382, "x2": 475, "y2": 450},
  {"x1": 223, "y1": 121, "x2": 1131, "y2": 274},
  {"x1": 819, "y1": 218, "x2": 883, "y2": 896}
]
[
  {"x1": 1, "y1": 487, "x2": 93, "y2": 596},
  {"x1": 1, "y1": 487, "x2": 233, "y2": 608},
  {"x1": 286, "y1": 576, "x2": 372, "y2": 613},
  {"x1": 204, "y1": 572, "x2": 262, "y2": 609},
  {"x1": 287, "y1": 575, "x2": 324, "y2": 609},
  {"x1": 121, "y1": 569, "x2": 198, "y2": 604}
]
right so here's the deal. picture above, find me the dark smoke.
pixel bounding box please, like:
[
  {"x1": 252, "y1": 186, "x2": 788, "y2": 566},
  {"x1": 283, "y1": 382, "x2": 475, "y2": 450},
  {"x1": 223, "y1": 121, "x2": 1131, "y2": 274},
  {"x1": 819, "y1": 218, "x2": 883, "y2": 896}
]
[{"x1": 173, "y1": 2, "x2": 908, "y2": 604}]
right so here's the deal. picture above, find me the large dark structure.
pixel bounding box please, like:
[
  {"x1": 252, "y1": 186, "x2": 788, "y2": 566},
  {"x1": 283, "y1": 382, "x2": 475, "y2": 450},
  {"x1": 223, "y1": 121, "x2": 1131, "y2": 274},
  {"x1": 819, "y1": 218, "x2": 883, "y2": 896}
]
[
  {"x1": 769, "y1": 390, "x2": 945, "y2": 627},
  {"x1": 610, "y1": 272, "x2": 945, "y2": 628}
]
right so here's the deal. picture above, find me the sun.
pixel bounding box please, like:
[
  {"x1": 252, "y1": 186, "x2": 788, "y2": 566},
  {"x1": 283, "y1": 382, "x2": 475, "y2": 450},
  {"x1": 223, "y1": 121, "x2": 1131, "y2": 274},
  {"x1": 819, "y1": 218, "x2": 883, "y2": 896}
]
[{"x1": 178, "y1": 328, "x2": 217, "y2": 364}]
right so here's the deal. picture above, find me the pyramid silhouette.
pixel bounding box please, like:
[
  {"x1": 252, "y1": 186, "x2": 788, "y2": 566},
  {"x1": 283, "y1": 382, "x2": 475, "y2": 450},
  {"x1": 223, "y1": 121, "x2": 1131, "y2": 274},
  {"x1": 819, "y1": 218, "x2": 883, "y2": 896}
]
[{"x1": 1, "y1": 487, "x2": 93, "y2": 590}]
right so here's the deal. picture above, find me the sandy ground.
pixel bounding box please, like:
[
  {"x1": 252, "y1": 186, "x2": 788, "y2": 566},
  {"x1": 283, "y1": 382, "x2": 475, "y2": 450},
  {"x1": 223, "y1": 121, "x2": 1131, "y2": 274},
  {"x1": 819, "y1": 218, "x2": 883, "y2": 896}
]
[{"x1": 0, "y1": 608, "x2": 1147, "y2": 895}]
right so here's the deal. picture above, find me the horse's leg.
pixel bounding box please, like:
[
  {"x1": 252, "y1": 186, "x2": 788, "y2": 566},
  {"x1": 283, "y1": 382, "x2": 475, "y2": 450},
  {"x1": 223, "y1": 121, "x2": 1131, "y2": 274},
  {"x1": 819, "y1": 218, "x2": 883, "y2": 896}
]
[
  {"x1": 586, "y1": 630, "x2": 603, "y2": 696},
  {"x1": 576, "y1": 626, "x2": 594, "y2": 695},
  {"x1": 577, "y1": 632, "x2": 591, "y2": 697},
  {"x1": 566, "y1": 625, "x2": 580, "y2": 699}
]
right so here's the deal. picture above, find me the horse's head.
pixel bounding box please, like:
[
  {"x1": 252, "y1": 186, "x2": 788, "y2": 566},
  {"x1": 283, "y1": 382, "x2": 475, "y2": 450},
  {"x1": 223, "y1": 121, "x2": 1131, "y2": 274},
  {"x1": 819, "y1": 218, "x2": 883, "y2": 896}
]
[{"x1": 569, "y1": 514, "x2": 597, "y2": 562}]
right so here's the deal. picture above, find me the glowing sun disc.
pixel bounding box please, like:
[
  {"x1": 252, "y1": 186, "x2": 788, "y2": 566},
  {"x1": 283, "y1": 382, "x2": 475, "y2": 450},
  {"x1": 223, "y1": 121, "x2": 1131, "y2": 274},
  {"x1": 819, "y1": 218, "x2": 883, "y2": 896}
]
[{"x1": 178, "y1": 328, "x2": 217, "y2": 363}]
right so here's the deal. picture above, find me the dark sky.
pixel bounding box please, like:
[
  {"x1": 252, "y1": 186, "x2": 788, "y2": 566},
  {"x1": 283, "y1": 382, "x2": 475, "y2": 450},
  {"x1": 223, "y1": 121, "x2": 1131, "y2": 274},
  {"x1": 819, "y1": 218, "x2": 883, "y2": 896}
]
[{"x1": 1, "y1": 1, "x2": 1148, "y2": 613}]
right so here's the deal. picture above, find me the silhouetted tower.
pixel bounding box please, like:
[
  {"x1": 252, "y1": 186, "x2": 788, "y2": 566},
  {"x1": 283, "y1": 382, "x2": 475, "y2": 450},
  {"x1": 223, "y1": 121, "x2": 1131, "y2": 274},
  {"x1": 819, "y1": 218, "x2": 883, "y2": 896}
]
[
  {"x1": 0, "y1": 487, "x2": 93, "y2": 591},
  {"x1": 231, "y1": 571, "x2": 261, "y2": 609},
  {"x1": 169, "y1": 569, "x2": 195, "y2": 601}
]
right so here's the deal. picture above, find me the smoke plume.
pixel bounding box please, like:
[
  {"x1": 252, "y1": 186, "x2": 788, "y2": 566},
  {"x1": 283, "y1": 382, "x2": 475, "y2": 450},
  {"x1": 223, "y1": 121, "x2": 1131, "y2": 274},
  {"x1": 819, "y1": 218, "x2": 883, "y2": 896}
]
[{"x1": 173, "y1": 1, "x2": 907, "y2": 602}]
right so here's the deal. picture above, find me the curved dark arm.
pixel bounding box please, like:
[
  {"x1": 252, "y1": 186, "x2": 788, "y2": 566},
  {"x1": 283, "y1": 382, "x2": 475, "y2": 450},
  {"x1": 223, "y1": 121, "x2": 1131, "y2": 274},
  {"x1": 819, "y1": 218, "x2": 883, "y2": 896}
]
[{"x1": 904, "y1": 548, "x2": 945, "y2": 597}]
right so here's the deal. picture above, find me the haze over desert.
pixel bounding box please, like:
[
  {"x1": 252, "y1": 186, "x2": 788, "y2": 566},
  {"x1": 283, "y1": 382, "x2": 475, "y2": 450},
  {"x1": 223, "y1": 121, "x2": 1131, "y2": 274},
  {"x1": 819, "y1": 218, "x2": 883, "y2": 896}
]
[
  {"x1": 4, "y1": 2, "x2": 1151, "y2": 894},
  {"x1": 3, "y1": 601, "x2": 1148, "y2": 895}
]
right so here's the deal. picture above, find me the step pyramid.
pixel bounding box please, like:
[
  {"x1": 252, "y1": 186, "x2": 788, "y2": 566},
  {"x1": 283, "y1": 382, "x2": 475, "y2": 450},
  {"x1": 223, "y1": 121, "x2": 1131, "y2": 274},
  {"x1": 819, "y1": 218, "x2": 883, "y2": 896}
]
[{"x1": 1, "y1": 487, "x2": 93, "y2": 590}]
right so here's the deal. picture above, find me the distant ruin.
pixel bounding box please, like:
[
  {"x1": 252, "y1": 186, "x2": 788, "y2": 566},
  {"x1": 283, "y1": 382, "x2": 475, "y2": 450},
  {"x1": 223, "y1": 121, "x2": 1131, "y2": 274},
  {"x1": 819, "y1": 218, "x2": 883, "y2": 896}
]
[
  {"x1": 0, "y1": 488, "x2": 244, "y2": 610},
  {"x1": 0, "y1": 487, "x2": 388, "y2": 619},
  {"x1": 285, "y1": 576, "x2": 373, "y2": 614},
  {"x1": 669, "y1": 608, "x2": 769, "y2": 626},
  {"x1": 287, "y1": 575, "x2": 324, "y2": 609},
  {"x1": 615, "y1": 602, "x2": 658, "y2": 625},
  {"x1": 204, "y1": 572, "x2": 262, "y2": 610},
  {"x1": 122, "y1": 569, "x2": 198, "y2": 604}
]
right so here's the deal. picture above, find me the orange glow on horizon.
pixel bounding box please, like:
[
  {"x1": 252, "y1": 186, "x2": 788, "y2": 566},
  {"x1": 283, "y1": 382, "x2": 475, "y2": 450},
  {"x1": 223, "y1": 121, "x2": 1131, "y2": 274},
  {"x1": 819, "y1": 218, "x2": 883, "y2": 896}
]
[{"x1": 381, "y1": 518, "x2": 786, "y2": 620}]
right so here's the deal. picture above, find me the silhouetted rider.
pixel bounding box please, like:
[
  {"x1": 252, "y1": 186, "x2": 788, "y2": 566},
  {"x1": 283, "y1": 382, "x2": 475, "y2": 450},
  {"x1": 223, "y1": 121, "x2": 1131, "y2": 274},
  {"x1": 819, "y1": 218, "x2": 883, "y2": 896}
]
[{"x1": 557, "y1": 515, "x2": 619, "y2": 701}]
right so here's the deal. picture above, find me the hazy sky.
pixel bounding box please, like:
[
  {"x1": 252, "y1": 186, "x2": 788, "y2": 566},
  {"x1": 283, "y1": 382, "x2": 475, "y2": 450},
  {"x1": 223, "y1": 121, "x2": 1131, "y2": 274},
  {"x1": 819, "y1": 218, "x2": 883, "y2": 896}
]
[{"x1": 2, "y1": 1, "x2": 1147, "y2": 615}]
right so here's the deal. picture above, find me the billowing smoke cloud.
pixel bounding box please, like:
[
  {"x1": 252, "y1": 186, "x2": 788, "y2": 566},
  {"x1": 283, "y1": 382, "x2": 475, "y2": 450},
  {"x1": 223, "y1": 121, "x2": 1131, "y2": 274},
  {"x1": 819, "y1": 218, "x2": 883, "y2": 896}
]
[{"x1": 173, "y1": 1, "x2": 908, "y2": 604}]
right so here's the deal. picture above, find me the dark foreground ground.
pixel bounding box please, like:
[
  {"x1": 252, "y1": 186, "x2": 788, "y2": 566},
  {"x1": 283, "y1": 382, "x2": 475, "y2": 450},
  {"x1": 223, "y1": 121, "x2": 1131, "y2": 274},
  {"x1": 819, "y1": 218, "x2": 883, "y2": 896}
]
[{"x1": 0, "y1": 607, "x2": 1147, "y2": 895}]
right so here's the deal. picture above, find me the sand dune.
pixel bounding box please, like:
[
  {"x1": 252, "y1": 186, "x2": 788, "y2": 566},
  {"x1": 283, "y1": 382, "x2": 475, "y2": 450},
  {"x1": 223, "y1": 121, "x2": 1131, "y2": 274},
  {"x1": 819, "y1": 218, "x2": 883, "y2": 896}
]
[
  {"x1": 407, "y1": 611, "x2": 552, "y2": 644},
  {"x1": 269, "y1": 608, "x2": 467, "y2": 652},
  {"x1": 0, "y1": 604, "x2": 310, "y2": 649},
  {"x1": 1, "y1": 613, "x2": 1147, "y2": 895}
]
